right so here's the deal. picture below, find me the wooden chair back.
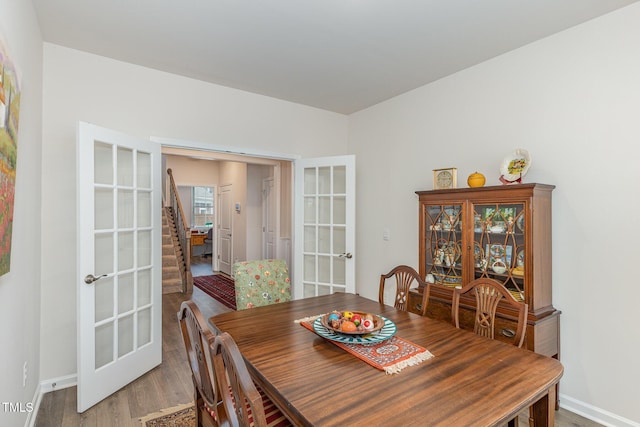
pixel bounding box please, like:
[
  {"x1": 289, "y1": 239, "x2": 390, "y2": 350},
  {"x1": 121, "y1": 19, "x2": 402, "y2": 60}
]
[
  {"x1": 379, "y1": 265, "x2": 431, "y2": 315},
  {"x1": 177, "y1": 300, "x2": 221, "y2": 427},
  {"x1": 209, "y1": 332, "x2": 269, "y2": 427},
  {"x1": 452, "y1": 278, "x2": 528, "y2": 348}
]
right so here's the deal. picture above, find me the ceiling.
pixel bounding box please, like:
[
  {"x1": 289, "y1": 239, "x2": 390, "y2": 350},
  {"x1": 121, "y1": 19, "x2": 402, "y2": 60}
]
[{"x1": 32, "y1": 0, "x2": 638, "y2": 114}]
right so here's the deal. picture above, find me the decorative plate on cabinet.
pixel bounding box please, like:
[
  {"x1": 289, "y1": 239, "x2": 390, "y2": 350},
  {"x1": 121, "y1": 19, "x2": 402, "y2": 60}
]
[
  {"x1": 516, "y1": 249, "x2": 525, "y2": 267},
  {"x1": 499, "y1": 149, "x2": 531, "y2": 184},
  {"x1": 516, "y1": 214, "x2": 525, "y2": 232}
]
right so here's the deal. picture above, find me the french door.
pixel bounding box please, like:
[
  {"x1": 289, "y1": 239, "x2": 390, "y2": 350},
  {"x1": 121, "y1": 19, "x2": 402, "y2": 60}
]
[
  {"x1": 77, "y1": 122, "x2": 162, "y2": 412},
  {"x1": 294, "y1": 155, "x2": 355, "y2": 298}
]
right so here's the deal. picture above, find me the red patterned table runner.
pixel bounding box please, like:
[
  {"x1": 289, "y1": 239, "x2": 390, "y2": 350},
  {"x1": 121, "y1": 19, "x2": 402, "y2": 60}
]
[{"x1": 298, "y1": 317, "x2": 433, "y2": 374}]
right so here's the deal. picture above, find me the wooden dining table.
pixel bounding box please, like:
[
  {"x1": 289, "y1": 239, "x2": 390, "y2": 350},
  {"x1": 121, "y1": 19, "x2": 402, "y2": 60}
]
[{"x1": 208, "y1": 293, "x2": 563, "y2": 427}]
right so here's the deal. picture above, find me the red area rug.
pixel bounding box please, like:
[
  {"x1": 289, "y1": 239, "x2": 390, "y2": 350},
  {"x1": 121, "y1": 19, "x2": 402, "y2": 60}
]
[{"x1": 193, "y1": 274, "x2": 236, "y2": 310}]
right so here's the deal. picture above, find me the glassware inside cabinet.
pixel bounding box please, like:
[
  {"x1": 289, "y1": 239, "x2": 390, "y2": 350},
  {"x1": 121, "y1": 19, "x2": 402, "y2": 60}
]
[
  {"x1": 424, "y1": 204, "x2": 463, "y2": 287},
  {"x1": 474, "y1": 202, "x2": 525, "y2": 301}
]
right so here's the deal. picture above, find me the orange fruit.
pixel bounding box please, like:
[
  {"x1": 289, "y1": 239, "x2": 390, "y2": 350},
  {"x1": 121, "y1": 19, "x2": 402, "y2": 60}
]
[{"x1": 341, "y1": 321, "x2": 357, "y2": 332}]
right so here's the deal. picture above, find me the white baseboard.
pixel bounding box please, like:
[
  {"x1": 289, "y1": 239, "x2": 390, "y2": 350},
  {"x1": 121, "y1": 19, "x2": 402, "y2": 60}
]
[
  {"x1": 559, "y1": 393, "x2": 640, "y2": 427},
  {"x1": 24, "y1": 382, "x2": 41, "y2": 427},
  {"x1": 39, "y1": 374, "x2": 77, "y2": 393},
  {"x1": 25, "y1": 374, "x2": 77, "y2": 427}
]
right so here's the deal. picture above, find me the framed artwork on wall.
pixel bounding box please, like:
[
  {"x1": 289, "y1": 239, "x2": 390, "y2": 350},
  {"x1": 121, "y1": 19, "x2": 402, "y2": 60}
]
[{"x1": 0, "y1": 34, "x2": 22, "y2": 276}]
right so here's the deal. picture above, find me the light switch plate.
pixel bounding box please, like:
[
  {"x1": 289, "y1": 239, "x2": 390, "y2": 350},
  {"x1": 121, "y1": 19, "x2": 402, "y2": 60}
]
[{"x1": 383, "y1": 228, "x2": 390, "y2": 241}]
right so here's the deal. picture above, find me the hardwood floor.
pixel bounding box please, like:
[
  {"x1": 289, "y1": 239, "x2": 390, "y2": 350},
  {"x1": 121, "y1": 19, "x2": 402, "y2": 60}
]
[
  {"x1": 34, "y1": 288, "x2": 601, "y2": 426},
  {"x1": 190, "y1": 255, "x2": 214, "y2": 277},
  {"x1": 34, "y1": 287, "x2": 229, "y2": 427}
]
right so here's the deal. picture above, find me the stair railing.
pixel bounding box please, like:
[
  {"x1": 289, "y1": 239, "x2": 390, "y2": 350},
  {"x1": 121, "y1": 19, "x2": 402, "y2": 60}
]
[{"x1": 167, "y1": 168, "x2": 193, "y2": 292}]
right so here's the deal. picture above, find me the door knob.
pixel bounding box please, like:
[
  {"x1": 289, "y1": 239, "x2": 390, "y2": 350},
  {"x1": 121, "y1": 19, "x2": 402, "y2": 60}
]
[
  {"x1": 338, "y1": 252, "x2": 353, "y2": 259},
  {"x1": 84, "y1": 274, "x2": 107, "y2": 284}
]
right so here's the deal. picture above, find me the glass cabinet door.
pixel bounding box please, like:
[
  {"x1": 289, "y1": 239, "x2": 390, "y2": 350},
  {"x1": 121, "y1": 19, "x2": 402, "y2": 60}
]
[
  {"x1": 423, "y1": 204, "x2": 463, "y2": 287},
  {"x1": 416, "y1": 184, "x2": 557, "y2": 362},
  {"x1": 472, "y1": 202, "x2": 526, "y2": 301}
]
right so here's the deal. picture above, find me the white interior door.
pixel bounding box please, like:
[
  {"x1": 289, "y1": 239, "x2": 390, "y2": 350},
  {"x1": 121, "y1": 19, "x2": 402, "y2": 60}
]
[
  {"x1": 294, "y1": 155, "x2": 355, "y2": 298},
  {"x1": 218, "y1": 184, "x2": 233, "y2": 275},
  {"x1": 262, "y1": 177, "x2": 276, "y2": 259},
  {"x1": 77, "y1": 122, "x2": 162, "y2": 412}
]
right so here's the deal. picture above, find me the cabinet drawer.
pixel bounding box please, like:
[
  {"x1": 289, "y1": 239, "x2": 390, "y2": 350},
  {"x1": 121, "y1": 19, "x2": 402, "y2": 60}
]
[
  {"x1": 408, "y1": 290, "x2": 455, "y2": 321},
  {"x1": 422, "y1": 296, "x2": 525, "y2": 347},
  {"x1": 408, "y1": 289, "x2": 559, "y2": 355},
  {"x1": 407, "y1": 291, "x2": 424, "y2": 315}
]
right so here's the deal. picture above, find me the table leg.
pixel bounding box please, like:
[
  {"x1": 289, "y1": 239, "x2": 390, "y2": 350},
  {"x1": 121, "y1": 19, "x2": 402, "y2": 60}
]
[{"x1": 528, "y1": 385, "x2": 556, "y2": 427}]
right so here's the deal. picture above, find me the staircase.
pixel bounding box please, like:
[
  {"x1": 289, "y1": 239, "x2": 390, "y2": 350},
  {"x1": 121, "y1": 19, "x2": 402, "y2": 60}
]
[{"x1": 162, "y1": 206, "x2": 192, "y2": 293}]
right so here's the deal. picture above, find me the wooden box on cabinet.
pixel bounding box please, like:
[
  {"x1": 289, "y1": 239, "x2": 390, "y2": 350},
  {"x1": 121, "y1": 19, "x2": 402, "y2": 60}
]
[{"x1": 410, "y1": 183, "x2": 560, "y2": 359}]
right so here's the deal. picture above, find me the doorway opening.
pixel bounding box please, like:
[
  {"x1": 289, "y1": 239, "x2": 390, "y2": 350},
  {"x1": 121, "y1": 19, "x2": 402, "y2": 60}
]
[
  {"x1": 160, "y1": 144, "x2": 294, "y2": 281},
  {"x1": 176, "y1": 185, "x2": 215, "y2": 277}
]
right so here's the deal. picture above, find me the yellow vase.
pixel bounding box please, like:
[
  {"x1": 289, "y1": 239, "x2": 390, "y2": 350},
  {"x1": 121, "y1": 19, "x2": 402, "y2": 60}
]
[{"x1": 467, "y1": 172, "x2": 486, "y2": 188}]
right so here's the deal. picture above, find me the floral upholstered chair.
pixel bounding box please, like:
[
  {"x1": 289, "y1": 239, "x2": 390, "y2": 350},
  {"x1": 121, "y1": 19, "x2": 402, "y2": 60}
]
[{"x1": 233, "y1": 259, "x2": 292, "y2": 310}]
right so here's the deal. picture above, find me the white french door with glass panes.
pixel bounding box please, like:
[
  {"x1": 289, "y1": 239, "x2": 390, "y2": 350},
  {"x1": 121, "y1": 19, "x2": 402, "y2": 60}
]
[
  {"x1": 77, "y1": 122, "x2": 162, "y2": 412},
  {"x1": 294, "y1": 155, "x2": 355, "y2": 298}
]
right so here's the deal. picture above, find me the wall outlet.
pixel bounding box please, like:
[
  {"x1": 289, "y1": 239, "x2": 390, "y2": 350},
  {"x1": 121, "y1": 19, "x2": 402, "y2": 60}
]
[
  {"x1": 383, "y1": 228, "x2": 390, "y2": 241},
  {"x1": 23, "y1": 361, "x2": 27, "y2": 387}
]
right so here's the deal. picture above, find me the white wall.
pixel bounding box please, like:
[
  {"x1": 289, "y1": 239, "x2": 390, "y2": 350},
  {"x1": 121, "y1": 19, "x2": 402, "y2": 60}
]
[
  {"x1": 0, "y1": 1, "x2": 42, "y2": 426},
  {"x1": 8, "y1": 2, "x2": 636, "y2": 425},
  {"x1": 40, "y1": 44, "x2": 348, "y2": 383},
  {"x1": 246, "y1": 164, "x2": 274, "y2": 260},
  {"x1": 349, "y1": 3, "x2": 640, "y2": 425},
  {"x1": 165, "y1": 155, "x2": 220, "y2": 189},
  {"x1": 219, "y1": 161, "x2": 247, "y2": 263},
  {"x1": 166, "y1": 155, "x2": 220, "y2": 226}
]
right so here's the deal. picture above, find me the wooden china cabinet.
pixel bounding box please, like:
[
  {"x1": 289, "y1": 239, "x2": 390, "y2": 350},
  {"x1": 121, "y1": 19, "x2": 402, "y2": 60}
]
[{"x1": 408, "y1": 183, "x2": 560, "y2": 360}]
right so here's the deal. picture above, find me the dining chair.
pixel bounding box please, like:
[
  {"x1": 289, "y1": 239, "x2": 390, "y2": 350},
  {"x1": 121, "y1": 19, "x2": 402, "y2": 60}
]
[
  {"x1": 203, "y1": 227, "x2": 213, "y2": 257},
  {"x1": 177, "y1": 300, "x2": 221, "y2": 427},
  {"x1": 207, "y1": 332, "x2": 292, "y2": 427},
  {"x1": 233, "y1": 259, "x2": 291, "y2": 310},
  {"x1": 451, "y1": 277, "x2": 528, "y2": 348},
  {"x1": 179, "y1": 301, "x2": 292, "y2": 427},
  {"x1": 452, "y1": 278, "x2": 527, "y2": 427},
  {"x1": 379, "y1": 265, "x2": 432, "y2": 315}
]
